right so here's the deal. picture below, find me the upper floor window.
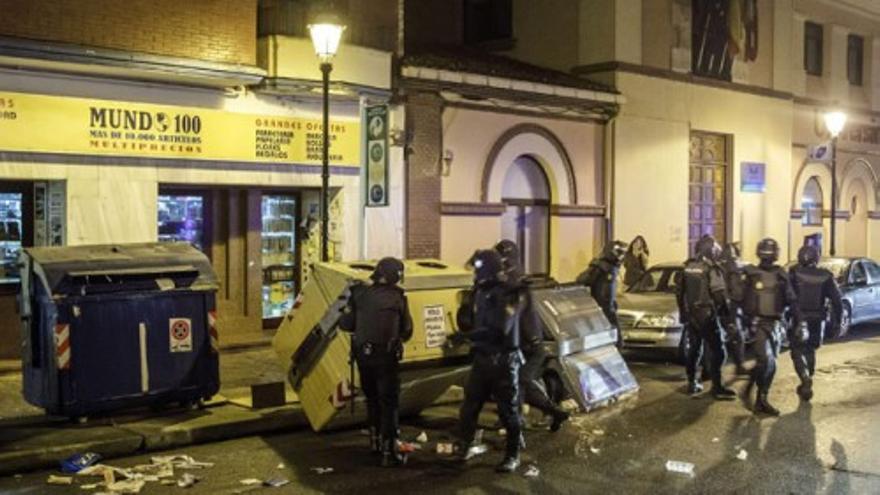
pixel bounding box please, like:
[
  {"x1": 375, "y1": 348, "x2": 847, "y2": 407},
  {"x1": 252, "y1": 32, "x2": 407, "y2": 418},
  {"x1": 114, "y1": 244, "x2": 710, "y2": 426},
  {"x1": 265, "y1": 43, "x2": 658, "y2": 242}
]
[
  {"x1": 463, "y1": 0, "x2": 513, "y2": 45},
  {"x1": 848, "y1": 34, "x2": 864, "y2": 86},
  {"x1": 804, "y1": 21, "x2": 823, "y2": 76}
]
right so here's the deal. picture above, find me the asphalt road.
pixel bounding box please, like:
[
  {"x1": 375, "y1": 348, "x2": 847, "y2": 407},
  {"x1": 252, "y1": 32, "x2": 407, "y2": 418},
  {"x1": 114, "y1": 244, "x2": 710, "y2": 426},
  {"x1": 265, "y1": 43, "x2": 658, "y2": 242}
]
[{"x1": 3, "y1": 325, "x2": 880, "y2": 494}]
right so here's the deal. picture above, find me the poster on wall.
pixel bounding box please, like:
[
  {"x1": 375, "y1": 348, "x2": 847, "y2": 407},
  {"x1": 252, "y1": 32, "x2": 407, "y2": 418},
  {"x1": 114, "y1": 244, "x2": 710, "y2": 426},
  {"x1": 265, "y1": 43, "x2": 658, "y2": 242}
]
[
  {"x1": 365, "y1": 105, "x2": 389, "y2": 207},
  {"x1": 741, "y1": 162, "x2": 766, "y2": 193}
]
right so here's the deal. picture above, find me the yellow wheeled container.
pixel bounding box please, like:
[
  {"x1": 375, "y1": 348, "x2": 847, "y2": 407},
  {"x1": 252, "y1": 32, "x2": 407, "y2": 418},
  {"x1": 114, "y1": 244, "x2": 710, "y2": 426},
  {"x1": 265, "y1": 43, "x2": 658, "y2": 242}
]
[{"x1": 272, "y1": 259, "x2": 473, "y2": 432}]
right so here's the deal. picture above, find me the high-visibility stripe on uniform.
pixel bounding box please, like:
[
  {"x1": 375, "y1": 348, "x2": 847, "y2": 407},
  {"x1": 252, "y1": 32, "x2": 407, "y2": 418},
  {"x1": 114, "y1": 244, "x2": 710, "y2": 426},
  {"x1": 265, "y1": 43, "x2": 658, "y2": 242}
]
[
  {"x1": 54, "y1": 324, "x2": 70, "y2": 370},
  {"x1": 208, "y1": 310, "x2": 219, "y2": 353}
]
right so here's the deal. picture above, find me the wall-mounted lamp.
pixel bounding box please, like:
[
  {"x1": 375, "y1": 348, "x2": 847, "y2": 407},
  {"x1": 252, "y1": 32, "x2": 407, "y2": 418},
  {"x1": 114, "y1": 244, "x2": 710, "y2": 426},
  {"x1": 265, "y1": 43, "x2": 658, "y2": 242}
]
[{"x1": 441, "y1": 149, "x2": 454, "y2": 176}]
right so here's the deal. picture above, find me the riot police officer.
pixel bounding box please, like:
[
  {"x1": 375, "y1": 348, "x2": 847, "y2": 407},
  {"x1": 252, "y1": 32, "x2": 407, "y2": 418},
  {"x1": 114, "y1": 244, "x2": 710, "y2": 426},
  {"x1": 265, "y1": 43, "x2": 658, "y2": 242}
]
[
  {"x1": 677, "y1": 236, "x2": 736, "y2": 399},
  {"x1": 457, "y1": 249, "x2": 524, "y2": 473},
  {"x1": 576, "y1": 240, "x2": 627, "y2": 346},
  {"x1": 788, "y1": 244, "x2": 843, "y2": 401},
  {"x1": 339, "y1": 257, "x2": 413, "y2": 467},
  {"x1": 719, "y1": 242, "x2": 748, "y2": 376},
  {"x1": 741, "y1": 238, "x2": 799, "y2": 416},
  {"x1": 495, "y1": 240, "x2": 570, "y2": 432}
]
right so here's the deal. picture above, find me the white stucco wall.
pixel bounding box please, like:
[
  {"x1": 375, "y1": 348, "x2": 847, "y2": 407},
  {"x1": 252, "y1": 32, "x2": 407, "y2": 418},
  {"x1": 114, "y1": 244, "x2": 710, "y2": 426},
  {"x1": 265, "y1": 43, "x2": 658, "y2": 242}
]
[
  {"x1": 613, "y1": 71, "x2": 794, "y2": 264},
  {"x1": 438, "y1": 107, "x2": 605, "y2": 280}
]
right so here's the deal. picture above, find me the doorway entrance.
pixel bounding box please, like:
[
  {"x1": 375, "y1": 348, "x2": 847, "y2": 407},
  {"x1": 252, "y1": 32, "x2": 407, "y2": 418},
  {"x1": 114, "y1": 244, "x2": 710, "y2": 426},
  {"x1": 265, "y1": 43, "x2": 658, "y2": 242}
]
[
  {"x1": 688, "y1": 131, "x2": 729, "y2": 255},
  {"x1": 500, "y1": 156, "x2": 550, "y2": 276}
]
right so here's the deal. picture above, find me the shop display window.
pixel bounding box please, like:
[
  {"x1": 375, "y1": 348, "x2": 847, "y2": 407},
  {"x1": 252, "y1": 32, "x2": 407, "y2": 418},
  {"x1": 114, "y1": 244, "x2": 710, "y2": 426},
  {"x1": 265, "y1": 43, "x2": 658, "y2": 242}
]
[
  {"x1": 158, "y1": 194, "x2": 205, "y2": 251},
  {"x1": 0, "y1": 192, "x2": 23, "y2": 284},
  {"x1": 262, "y1": 194, "x2": 298, "y2": 319}
]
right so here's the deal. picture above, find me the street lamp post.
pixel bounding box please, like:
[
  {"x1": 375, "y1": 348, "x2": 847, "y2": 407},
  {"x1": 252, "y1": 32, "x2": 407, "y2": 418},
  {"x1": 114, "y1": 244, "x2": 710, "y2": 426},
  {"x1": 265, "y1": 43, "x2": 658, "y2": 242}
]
[
  {"x1": 824, "y1": 110, "x2": 847, "y2": 257},
  {"x1": 308, "y1": 17, "x2": 345, "y2": 262}
]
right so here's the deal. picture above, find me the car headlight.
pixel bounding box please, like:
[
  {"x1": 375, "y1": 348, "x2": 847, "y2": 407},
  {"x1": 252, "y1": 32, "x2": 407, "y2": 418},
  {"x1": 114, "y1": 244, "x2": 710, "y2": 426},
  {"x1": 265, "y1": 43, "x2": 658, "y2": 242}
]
[{"x1": 637, "y1": 314, "x2": 677, "y2": 328}]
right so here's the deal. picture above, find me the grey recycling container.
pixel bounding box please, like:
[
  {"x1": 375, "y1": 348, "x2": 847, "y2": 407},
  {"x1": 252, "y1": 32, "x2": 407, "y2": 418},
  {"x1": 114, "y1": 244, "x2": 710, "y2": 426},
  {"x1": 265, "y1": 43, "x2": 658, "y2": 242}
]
[{"x1": 18, "y1": 242, "x2": 220, "y2": 419}]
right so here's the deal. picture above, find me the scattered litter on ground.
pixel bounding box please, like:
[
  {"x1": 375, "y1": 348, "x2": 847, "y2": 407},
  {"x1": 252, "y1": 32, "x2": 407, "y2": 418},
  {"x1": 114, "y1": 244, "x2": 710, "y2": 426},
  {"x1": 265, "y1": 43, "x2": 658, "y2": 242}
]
[
  {"x1": 263, "y1": 477, "x2": 290, "y2": 487},
  {"x1": 415, "y1": 431, "x2": 428, "y2": 443},
  {"x1": 151, "y1": 455, "x2": 214, "y2": 470},
  {"x1": 160, "y1": 480, "x2": 176, "y2": 486},
  {"x1": 436, "y1": 443, "x2": 455, "y2": 455},
  {"x1": 523, "y1": 464, "x2": 540, "y2": 478},
  {"x1": 399, "y1": 441, "x2": 419, "y2": 453},
  {"x1": 736, "y1": 449, "x2": 748, "y2": 461},
  {"x1": 61, "y1": 452, "x2": 103, "y2": 474},
  {"x1": 359, "y1": 429, "x2": 370, "y2": 436},
  {"x1": 665, "y1": 460, "x2": 695, "y2": 477},
  {"x1": 590, "y1": 446, "x2": 600, "y2": 455},
  {"x1": 276, "y1": 463, "x2": 285, "y2": 469},
  {"x1": 106, "y1": 479, "x2": 146, "y2": 494},
  {"x1": 176, "y1": 473, "x2": 199, "y2": 488},
  {"x1": 240, "y1": 478, "x2": 262, "y2": 485},
  {"x1": 47, "y1": 475, "x2": 73, "y2": 485},
  {"x1": 712, "y1": 437, "x2": 720, "y2": 443},
  {"x1": 80, "y1": 483, "x2": 100, "y2": 490},
  {"x1": 310, "y1": 467, "x2": 334, "y2": 475},
  {"x1": 592, "y1": 429, "x2": 605, "y2": 436},
  {"x1": 498, "y1": 428, "x2": 507, "y2": 437}
]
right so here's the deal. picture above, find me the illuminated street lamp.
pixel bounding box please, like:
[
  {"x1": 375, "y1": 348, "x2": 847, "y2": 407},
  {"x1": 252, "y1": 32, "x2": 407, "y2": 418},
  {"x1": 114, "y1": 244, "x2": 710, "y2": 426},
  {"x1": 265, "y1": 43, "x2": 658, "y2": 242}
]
[
  {"x1": 308, "y1": 14, "x2": 345, "y2": 262},
  {"x1": 824, "y1": 110, "x2": 847, "y2": 256}
]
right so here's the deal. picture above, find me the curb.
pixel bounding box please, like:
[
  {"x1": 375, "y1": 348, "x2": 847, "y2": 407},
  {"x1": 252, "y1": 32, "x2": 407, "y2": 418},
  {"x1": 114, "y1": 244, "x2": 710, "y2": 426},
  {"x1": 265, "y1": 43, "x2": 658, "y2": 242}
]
[{"x1": 0, "y1": 403, "x2": 307, "y2": 477}]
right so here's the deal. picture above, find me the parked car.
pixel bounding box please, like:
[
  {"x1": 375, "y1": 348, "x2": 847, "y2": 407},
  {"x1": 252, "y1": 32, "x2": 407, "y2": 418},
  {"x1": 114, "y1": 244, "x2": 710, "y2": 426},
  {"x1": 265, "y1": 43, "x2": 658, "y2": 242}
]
[
  {"x1": 785, "y1": 257, "x2": 880, "y2": 338},
  {"x1": 617, "y1": 263, "x2": 686, "y2": 359}
]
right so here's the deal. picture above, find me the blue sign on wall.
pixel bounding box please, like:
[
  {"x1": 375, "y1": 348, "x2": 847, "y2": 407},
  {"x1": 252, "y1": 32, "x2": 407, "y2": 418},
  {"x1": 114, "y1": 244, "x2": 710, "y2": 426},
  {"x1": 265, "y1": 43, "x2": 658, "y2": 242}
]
[{"x1": 741, "y1": 162, "x2": 766, "y2": 193}]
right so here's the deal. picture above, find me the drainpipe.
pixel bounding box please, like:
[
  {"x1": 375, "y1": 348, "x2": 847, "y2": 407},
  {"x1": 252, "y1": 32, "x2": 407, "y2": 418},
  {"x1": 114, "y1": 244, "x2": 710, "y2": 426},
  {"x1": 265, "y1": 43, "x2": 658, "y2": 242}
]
[{"x1": 604, "y1": 107, "x2": 619, "y2": 246}]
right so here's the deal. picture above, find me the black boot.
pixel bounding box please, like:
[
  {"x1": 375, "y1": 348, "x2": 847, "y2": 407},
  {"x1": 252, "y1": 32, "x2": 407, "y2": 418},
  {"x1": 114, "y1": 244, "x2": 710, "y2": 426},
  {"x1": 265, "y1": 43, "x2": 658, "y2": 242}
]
[
  {"x1": 381, "y1": 439, "x2": 406, "y2": 467},
  {"x1": 495, "y1": 455, "x2": 520, "y2": 473},
  {"x1": 711, "y1": 385, "x2": 736, "y2": 400},
  {"x1": 549, "y1": 408, "x2": 570, "y2": 432},
  {"x1": 754, "y1": 393, "x2": 780, "y2": 416},
  {"x1": 797, "y1": 378, "x2": 813, "y2": 402},
  {"x1": 369, "y1": 427, "x2": 382, "y2": 455}
]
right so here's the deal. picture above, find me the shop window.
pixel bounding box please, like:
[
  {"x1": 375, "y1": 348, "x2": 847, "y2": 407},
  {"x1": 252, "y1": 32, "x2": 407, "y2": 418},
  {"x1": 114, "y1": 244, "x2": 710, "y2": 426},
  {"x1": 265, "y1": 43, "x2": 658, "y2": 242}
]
[
  {"x1": 158, "y1": 194, "x2": 206, "y2": 251},
  {"x1": 848, "y1": 34, "x2": 864, "y2": 86},
  {"x1": 464, "y1": 0, "x2": 513, "y2": 46},
  {"x1": 0, "y1": 192, "x2": 24, "y2": 285},
  {"x1": 802, "y1": 177, "x2": 823, "y2": 226},
  {"x1": 262, "y1": 194, "x2": 298, "y2": 319},
  {"x1": 804, "y1": 21, "x2": 823, "y2": 76}
]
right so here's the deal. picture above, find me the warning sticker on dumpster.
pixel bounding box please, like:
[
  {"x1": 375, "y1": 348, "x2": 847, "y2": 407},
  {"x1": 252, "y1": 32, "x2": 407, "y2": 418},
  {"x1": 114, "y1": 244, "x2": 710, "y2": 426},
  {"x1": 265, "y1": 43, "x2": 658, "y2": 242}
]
[
  {"x1": 169, "y1": 318, "x2": 193, "y2": 353},
  {"x1": 423, "y1": 305, "x2": 447, "y2": 348}
]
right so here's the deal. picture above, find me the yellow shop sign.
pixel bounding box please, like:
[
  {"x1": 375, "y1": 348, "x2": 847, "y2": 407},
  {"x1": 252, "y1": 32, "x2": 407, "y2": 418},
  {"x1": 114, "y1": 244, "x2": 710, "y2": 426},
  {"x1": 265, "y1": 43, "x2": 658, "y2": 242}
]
[{"x1": 0, "y1": 91, "x2": 360, "y2": 166}]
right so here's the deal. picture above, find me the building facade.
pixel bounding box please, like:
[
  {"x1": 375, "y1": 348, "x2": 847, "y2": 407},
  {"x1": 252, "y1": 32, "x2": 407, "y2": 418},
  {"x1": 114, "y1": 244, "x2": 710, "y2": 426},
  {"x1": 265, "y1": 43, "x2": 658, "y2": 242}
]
[
  {"x1": 0, "y1": 0, "x2": 401, "y2": 357},
  {"x1": 499, "y1": 0, "x2": 879, "y2": 264}
]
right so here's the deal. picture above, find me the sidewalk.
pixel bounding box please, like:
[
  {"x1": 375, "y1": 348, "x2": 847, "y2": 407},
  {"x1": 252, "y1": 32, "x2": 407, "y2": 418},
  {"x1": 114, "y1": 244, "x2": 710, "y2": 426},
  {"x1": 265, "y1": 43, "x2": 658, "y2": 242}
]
[{"x1": 0, "y1": 345, "x2": 309, "y2": 476}]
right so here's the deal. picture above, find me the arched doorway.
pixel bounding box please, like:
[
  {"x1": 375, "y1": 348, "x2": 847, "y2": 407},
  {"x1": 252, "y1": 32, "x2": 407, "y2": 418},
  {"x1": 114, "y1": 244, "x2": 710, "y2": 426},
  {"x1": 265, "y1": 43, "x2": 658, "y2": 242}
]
[
  {"x1": 801, "y1": 176, "x2": 823, "y2": 227},
  {"x1": 844, "y1": 178, "x2": 869, "y2": 256},
  {"x1": 500, "y1": 156, "x2": 550, "y2": 275}
]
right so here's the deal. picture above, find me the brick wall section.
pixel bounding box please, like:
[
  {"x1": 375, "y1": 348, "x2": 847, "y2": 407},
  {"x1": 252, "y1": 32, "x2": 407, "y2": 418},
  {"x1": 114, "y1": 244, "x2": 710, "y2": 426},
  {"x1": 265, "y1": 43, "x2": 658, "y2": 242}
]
[
  {"x1": 0, "y1": 0, "x2": 257, "y2": 65},
  {"x1": 405, "y1": 91, "x2": 443, "y2": 259}
]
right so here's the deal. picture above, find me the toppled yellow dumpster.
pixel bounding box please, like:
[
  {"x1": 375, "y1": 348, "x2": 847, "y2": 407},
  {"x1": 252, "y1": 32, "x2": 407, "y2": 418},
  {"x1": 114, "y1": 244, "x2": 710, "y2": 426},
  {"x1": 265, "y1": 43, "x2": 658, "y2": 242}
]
[
  {"x1": 273, "y1": 261, "x2": 640, "y2": 432},
  {"x1": 272, "y1": 259, "x2": 473, "y2": 431}
]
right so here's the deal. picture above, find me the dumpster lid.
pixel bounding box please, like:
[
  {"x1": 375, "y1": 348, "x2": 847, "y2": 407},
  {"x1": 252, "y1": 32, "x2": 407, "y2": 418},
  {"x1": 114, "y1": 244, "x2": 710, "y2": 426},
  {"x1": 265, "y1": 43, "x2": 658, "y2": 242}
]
[{"x1": 23, "y1": 242, "x2": 218, "y2": 294}]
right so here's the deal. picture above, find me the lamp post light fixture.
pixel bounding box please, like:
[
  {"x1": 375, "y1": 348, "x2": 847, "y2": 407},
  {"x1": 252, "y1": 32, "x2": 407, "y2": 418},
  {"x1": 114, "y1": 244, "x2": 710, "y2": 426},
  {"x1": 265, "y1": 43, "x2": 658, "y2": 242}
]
[
  {"x1": 823, "y1": 110, "x2": 847, "y2": 257},
  {"x1": 308, "y1": 15, "x2": 345, "y2": 262}
]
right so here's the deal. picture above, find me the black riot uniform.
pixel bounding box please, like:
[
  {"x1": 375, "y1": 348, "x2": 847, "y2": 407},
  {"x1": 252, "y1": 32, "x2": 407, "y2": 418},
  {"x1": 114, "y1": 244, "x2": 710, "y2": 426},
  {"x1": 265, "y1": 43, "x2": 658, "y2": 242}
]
[
  {"x1": 788, "y1": 245, "x2": 843, "y2": 401},
  {"x1": 740, "y1": 238, "x2": 799, "y2": 416},
  {"x1": 576, "y1": 241, "x2": 627, "y2": 346},
  {"x1": 494, "y1": 240, "x2": 569, "y2": 432},
  {"x1": 339, "y1": 257, "x2": 413, "y2": 467},
  {"x1": 457, "y1": 249, "x2": 525, "y2": 474},
  {"x1": 719, "y1": 242, "x2": 748, "y2": 375},
  {"x1": 676, "y1": 236, "x2": 736, "y2": 399}
]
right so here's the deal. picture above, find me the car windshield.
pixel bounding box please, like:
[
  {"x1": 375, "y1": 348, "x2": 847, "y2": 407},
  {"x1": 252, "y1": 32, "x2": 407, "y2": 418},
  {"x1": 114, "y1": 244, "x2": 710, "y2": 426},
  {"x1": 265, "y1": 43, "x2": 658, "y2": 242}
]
[{"x1": 629, "y1": 267, "x2": 679, "y2": 294}]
